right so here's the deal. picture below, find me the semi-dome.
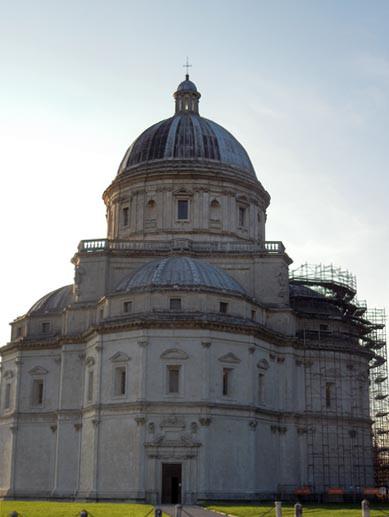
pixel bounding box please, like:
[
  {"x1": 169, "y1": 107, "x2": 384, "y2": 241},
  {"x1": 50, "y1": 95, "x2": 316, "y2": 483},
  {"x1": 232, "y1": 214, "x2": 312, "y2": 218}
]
[
  {"x1": 115, "y1": 256, "x2": 247, "y2": 296},
  {"x1": 28, "y1": 285, "x2": 74, "y2": 315},
  {"x1": 118, "y1": 75, "x2": 256, "y2": 177}
]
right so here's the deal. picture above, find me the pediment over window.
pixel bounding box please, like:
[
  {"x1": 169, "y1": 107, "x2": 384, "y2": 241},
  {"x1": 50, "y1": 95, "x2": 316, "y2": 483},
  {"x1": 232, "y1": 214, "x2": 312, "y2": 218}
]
[
  {"x1": 218, "y1": 353, "x2": 241, "y2": 364},
  {"x1": 160, "y1": 348, "x2": 189, "y2": 360},
  {"x1": 173, "y1": 187, "x2": 193, "y2": 197},
  {"x1": 28, "y1": 366, "x2": 48, "y2": 376},
  {"x1": 236, "y1": 194, "x2": 249, "y2": 205},
  {"x1": 257, "y1": 359, "x2": 270, "y2": 370},
  {"x1": 110, "y1": 352, "x2": 131, "y2": 363}
]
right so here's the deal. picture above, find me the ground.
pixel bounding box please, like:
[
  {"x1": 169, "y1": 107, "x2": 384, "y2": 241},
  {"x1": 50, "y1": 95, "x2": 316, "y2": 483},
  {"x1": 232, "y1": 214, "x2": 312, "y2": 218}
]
[
  {"x1": 1, "y1": 502, "x2": 389, "y2": 517},
  {"x1": 0, "y1": 501, "x2": 154, "y2": 517},
  {"x1": 207, "y1": 503, "x2": 389, "y2": 517}
]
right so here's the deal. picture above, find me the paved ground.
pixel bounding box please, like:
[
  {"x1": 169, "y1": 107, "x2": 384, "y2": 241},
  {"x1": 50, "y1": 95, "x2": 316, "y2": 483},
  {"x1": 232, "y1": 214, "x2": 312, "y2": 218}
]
[{"x1": 161, "y1": 505, "x2": 219, "y2": 517}]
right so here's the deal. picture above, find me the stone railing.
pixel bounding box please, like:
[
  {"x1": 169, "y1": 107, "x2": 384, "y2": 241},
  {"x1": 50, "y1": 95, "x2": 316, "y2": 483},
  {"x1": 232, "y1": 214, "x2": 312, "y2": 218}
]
[{"x1": 78, "y1": 238, "x2": 286, "y2": 255}]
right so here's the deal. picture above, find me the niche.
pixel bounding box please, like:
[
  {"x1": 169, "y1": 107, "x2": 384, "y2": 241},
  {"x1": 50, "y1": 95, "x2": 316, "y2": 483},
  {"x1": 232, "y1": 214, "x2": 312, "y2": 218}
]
[
  {"x1": 209, "y1": 199, "x2": 221, "y2": 227},
  {"x1": 145, "y1": 199, "x2": 157, "y2": 228}
]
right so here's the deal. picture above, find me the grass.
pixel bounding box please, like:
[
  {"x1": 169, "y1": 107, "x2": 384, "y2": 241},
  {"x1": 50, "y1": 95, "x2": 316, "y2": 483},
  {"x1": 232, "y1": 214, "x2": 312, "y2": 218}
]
[
  {"x1": 0, "y1": 501, "x2": 155, "y2": 517},
  {"x1": 207, "y1": 503, "x2": 389, "y2": 517}
]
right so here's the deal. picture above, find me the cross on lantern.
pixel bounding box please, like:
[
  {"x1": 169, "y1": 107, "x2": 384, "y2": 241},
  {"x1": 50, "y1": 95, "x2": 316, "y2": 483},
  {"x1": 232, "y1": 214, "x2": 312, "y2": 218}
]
[{"x1": 183, "y1": 57, "x2": 192, "y2": 77}]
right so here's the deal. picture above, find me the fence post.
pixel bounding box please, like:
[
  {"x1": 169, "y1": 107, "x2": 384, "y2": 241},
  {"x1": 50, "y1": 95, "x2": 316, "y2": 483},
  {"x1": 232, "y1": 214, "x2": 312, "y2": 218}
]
[
  {"x1": 361, "y1": 499, "x2": 370, "y2": 517},
  {"x1": 175, "y1": 504, "x2": 182, "y2": 517},
  {"x1": 275, "y1": 501, "x2": 282, "y2": 517},
  {"x1": 294, "y1": 502, "x2": 303, "y2": 517}
]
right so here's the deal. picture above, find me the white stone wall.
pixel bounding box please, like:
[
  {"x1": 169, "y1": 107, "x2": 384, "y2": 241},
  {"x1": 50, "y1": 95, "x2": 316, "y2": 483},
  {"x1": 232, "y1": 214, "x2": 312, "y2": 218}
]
[{"x1": 0, "y1": 322, "x2": 373, "y2": 500}]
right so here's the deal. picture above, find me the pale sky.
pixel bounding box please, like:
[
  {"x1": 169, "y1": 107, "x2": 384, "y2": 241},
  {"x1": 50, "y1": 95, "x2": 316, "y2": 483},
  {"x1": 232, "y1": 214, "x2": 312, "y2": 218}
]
[{"x1": 0, "y1": 0, "x2": 388, "y2": 345}]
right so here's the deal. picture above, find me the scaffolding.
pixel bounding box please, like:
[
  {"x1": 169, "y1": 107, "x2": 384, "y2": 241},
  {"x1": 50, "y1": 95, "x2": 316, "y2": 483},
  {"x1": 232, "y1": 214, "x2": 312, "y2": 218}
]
[
  {"x1": 365, "y1": 308, "x2": 389, "y2": 486},
  {"x1": 290, "y1": 264, "x2": 388, "y2": 492}
]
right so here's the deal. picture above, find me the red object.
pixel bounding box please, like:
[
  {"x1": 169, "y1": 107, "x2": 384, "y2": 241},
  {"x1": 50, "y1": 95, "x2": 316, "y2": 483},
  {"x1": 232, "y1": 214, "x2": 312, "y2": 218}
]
[
  {"x1": 294, "y1": 487, "x2": 311, "y2": 495},
  {"x1": 364, "y1": 488, "x2": 380, "y2": 495},
  {"x1": 327, "y1": 488, "x2": 344, "y2": 495}
]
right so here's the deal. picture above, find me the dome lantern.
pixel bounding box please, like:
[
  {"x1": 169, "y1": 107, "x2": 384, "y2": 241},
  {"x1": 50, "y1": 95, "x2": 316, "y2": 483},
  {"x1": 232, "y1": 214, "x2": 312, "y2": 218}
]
[{"x1": 174, "y1": 74, "x2": 201, "y2": 114}]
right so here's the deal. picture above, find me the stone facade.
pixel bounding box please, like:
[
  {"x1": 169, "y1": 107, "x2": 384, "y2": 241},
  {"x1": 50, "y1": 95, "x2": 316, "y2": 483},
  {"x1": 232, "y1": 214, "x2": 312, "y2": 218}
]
[{"x1": 0, "y1": 76, "x2": 374, "y2": 503}]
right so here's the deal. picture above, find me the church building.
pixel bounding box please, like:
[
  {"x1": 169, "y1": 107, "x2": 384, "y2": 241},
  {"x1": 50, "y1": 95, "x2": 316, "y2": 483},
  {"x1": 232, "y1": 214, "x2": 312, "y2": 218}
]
[{"x1": 0, "y1": 75, "x2": 385, "y2": 503}]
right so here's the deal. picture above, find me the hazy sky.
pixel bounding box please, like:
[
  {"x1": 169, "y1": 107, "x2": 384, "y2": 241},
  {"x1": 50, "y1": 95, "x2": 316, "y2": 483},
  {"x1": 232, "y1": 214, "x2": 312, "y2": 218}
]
[{"x1": 1, "y1": 0, "x2": 388, "y2": 345}]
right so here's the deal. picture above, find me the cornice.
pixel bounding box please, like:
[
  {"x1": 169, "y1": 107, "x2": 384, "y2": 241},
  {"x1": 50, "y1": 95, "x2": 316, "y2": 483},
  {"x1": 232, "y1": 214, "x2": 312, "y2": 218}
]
[
  {"x1": 2, "y1": 402, "x2": 371, "y2": 428},
  {"x1": 1, "y1": 310, "x2": 370, "y2": 361},
  {"x1": 102, "y1": 160, "x2": 270, "y2": 207}
]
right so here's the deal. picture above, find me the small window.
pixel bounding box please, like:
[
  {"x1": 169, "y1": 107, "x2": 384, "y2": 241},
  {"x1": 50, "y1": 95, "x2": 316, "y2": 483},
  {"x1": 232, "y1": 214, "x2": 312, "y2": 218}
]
[
  {"x1": 123, "y1": 301, "x2": 132, "y2": 313},
  {"x1": 238, "y1": 206, "x2": 246, "y2": 227},
  {"x1": 170, "y1": 298, "x2": 182, "y2": 311},
  {"x1": 114, "y1": 367, "x2": 126, "y2": 396},
  {"x1": 325, "y1": 382, "x2": 334, "y2": 409},
  {"x1": 320, "y1": 324, "x2": 329, "y2": 332},
  {"x1": 32, "y1": 379, "x2": 44, "y2": 406},
  {"x1": 177, "y1": 199, "x2": 189, "y2": 220},
  {"x1": 219, "y1": 302, "x2": 228, "y2": 314},
  {"x1": 167, "y1": 366, "x2": 180, "y2": 394},
  {"x1": 358, "y1": 383, "x2": 364, "y2": 410},
  {"x1": 122, "y1": 207, "x2": 129, "y2": 226},
  {"x1": 99, "y1": 309, "x2": 104, "y2": 320},
  {"x1": 4, "y1": 383, "x2": 11, "y2": 410},
  {"x1": 258, "y1": 373, "x2": 265, "y2": 403},
  {"x1": 41, "y1": 322, "x2": 50, "y2": 334},
  {"x1": 87, "y1": 371, "x2": 94, "y2": 402},
  {"x1": 16, "y1": 326, "x2": 22, "y2": 338},
  {"x1": 222, "y1": 368, "x2": 232, "y2": 396},
  {"x1": 251, "y1": 310, "x2": 256, "y2": 320}
]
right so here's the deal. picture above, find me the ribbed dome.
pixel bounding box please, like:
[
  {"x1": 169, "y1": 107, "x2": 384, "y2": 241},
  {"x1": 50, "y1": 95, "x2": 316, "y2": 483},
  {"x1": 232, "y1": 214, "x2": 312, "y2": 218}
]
[
  {"x1": 115, "y1": 256, "x2": 247, "y2": 296},
  {"x1": 119, "y1": 114, "x2": 255, "y2": 176},
  {"x1": 118, "y1": 76, "x2": 256, "y2": 177},
  {"x1": 28, "y1": 285, "x2": 74, "y2": 314}
]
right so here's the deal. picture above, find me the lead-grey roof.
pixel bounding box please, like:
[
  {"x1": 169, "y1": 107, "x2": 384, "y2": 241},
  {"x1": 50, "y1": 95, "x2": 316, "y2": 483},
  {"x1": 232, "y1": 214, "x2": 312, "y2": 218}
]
[
  {"x1": 118, "y1": 114, "x2": 256, "y2": 177},
  {"x1": 177, "y1": 78, "x2": 198, "y2": 92},
  {"x1": 28, "y1": 285, "x2": 74, "y2": 314},
  {"x1": 116, "y1": 256, "x2": 247, "y2": 296}
]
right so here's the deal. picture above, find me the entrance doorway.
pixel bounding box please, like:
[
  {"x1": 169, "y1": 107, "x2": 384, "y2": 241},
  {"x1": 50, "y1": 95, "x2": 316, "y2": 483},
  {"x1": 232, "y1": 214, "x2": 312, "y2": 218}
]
[{"x1": 162, "y1": 463, "x2": 182, "y2": 504}]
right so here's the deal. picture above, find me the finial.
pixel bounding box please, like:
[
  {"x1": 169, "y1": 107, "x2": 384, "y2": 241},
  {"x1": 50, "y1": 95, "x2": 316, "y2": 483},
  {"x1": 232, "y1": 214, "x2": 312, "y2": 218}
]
[{"x1": 183, "y1": 57, "x2": 192, "y2": 78}]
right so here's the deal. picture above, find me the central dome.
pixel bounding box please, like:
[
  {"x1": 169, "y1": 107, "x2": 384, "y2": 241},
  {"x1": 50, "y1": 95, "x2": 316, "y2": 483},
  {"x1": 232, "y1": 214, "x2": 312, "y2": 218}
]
[{"x1": 118, "y1": 76, "x2": 256, "y2": 177}]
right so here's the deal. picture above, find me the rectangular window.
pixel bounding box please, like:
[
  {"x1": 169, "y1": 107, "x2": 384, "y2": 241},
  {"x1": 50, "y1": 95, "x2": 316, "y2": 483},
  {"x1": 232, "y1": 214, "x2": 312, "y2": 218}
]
[
  {"x1": 219, "y1": 302, "x2": 228, "y2": 314},
  {"x1": 32, "y1": 379, "x2": 44, "y2": 406},
  {"x1": 168, "y1": 366, "x2": 180, "y2": 394},
  {"x1": 177, "y1": 199, "x2": 189, "y2": 220},
  {"x1": 325, "y1": 382, "x2": 334, "y2": 409},
  {"x1": 320, "y1": 324, "x2": 329, "y2": 332},
  {"x1": 258, "y1": 373, "x2": 265, "y2": 403},
  {"x1": 123, "y1": 301, "x2": 132, "y2": 313},
  {"x1": 222, "y1": 368, "x2": 232, "y2": 396},
  {"x1": 4, "y1": 383, "x2": 11, "y2": 410},
  {"x1": 122, "y1": 207, "x2": 129, "y2": 226},
  {"x1": 359, "y1": 383, "x2": 364, "y2": 411},
  {"x1": 170, "y1": 298, "x2": 182, "y2": 311},
  {"x1": 87, "y1": 371, "x2": 94, "y2": 402},
  {"x1": 16, "y1": 326, "x2": 22, "y2": 338},
  {"x1": 238, "y1": 206, "x2": 246, "y2": 227},
  {"x1": 41, "y1": 322, "x2": 50, "y2": 334},
  {"x1": 114, "y1": 366, "x2": 126, "y2": 396},
  {"x1": 251, "y1": 310, "x2": 256, "y2": 320}
]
